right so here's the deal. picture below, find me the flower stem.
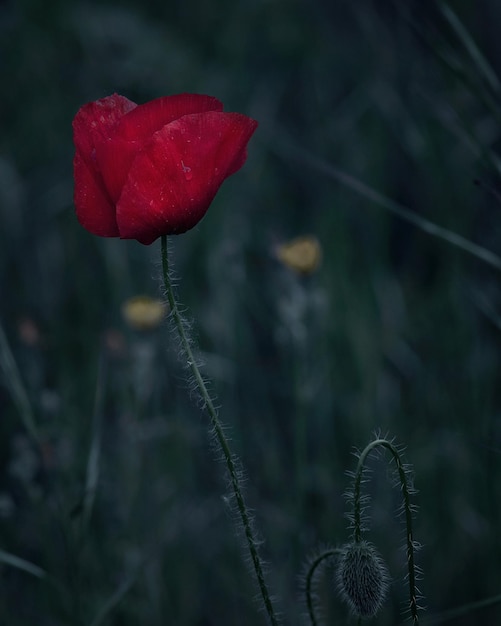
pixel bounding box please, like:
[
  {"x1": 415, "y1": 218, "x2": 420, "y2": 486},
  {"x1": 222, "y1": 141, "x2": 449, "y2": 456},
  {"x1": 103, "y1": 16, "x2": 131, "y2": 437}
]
[{"x1": 160, "y1": 235, "x2": 278, "y2": 626}]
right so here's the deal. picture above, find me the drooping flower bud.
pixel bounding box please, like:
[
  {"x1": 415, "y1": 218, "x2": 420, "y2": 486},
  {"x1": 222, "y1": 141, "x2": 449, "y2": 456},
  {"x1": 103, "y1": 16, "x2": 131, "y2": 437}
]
[{"x1": 336, "y1": 540, "x2": 389, "y2": 618}]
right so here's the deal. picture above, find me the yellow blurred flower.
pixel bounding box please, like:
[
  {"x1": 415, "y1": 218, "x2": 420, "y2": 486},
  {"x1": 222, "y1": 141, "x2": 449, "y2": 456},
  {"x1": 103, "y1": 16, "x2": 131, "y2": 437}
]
[
  {"x1": 275, "y1": 235, "x2": 322, "y2": 274},
  {"x1": 121, "y1": 296, "x2": 168, "y2": 331}
]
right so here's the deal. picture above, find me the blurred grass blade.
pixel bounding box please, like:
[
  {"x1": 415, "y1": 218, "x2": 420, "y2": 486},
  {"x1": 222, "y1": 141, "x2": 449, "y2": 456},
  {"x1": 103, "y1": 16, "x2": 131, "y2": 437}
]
[
  {"x1": 416, "y1": 591, "x2": 501, "y2": 624},
  {"x1": 89, "y1": 572, "x2": 137, "y2": 626},
  {"x1": 0, "y1": 320, "x2": 39, "y2": 442},
  {"x1": 0, "y1": 548, "x2": 47, "y2": 579},
  {"x1": 439, "y1": 2, "x2": 501, "y2": 96},
  {"x1": 83, "y1": 353, "x2": 106, "y2": 528},
  {"x1": 273, "y1": 139, "x2": 501, "y2": 273},
  {"x1": 470, "y1": 290, "x2": 501, "y2": 332}
]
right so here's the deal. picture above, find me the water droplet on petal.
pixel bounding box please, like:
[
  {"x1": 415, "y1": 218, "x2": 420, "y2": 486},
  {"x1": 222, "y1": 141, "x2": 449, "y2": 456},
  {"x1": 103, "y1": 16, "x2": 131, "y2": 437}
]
[{"x1": 181, "y1": 160, "x2": 193, "y2": 181}]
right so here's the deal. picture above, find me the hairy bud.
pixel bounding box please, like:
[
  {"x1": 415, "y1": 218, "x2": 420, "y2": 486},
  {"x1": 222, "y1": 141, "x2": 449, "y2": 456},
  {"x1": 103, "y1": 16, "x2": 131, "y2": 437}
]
[{"x1": 336, "y1": 540, "x2": 389, "y2": 618}]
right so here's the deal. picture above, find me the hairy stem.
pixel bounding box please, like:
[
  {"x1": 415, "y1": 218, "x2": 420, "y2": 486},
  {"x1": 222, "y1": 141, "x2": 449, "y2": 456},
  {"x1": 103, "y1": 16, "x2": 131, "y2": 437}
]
[
  {"x1": 160, "y1": 235, "x2": 278, "y2": 625},
  {"x1": 304, "y1": 548, "x2": 341, "y2": 626},
  {"x1": 352, "y1": 438, "x2": 419, "y2": 624}
]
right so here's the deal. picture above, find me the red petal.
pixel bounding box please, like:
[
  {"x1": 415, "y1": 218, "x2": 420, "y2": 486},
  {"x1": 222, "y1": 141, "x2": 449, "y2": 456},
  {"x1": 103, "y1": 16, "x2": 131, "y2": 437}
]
[
  {"x1": 110, "y1": 94, "x2": 223, "y2": 142},
  {"x1": 93, "y1": 139, "x2": 137, "y2": 204},
  {"x1": 116, "y1": 111, "x2": 258, "y2": 244},
  {"x1": 73, "y1": 151, "x2": 119, "y2": 237},
  {"x1": 73, "y1": 94, "x2": 136, "y2": 236},
  {"x1": 72, "y1": 94, "x2": 137, "y2": 156},
  {"x1": 94, "y1": 94, "x2": 224, "y2": 202}
]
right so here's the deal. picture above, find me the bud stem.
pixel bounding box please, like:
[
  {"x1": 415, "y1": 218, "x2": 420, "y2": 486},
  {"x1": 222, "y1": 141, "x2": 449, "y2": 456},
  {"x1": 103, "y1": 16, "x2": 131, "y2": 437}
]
[
  {"x1": 352, "y1": 438, "x2": 419, "y2": 624},
  {"x1": 304, "y1": 548, "x2": 341, "y2": 625}
]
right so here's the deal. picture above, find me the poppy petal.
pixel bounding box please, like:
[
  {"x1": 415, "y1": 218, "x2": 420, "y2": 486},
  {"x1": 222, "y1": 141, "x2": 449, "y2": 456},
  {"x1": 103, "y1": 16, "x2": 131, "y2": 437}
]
[
  {"x1": 109, "y1": 93, "x2": 224, "y2": 142},
  {"x1": 94, "y1": 94, "x2": 224, "y2": 203},
  {"x1": 72, "y1": 93, "x2": 137, "y2": 157},
  {"x1": 73, "y1": 94, "x2": 136, "y2": 236},
  {"x1": 116, "y1": 111, "x2": 257, "y2": 244},
  {"x1": 73, "y1": 151, "x2": 119, "y2": 236}
]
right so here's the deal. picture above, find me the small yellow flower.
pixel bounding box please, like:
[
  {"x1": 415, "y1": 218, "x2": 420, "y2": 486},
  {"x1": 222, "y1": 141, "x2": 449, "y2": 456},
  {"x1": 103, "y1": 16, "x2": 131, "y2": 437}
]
[
  {"x1": 275, "y1": 235, "x2": 322, "y2": 274},
  {"x1": 121, "y1": 296, "x2": 168, "y2": 331}
]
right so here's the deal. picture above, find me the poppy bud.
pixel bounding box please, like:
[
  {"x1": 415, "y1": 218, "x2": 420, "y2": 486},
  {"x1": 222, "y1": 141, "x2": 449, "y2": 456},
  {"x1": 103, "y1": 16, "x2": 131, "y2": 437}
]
[{"x1": 336, "y1": 540, "x2": 389, "y2": 618}]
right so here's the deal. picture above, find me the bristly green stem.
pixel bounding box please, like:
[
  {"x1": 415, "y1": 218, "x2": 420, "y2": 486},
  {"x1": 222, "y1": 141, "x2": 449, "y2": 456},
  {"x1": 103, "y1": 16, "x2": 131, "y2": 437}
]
[
  {"x1": 304, "y1": 548, "x2": 341, "y2": 626},
  {"x1": 352, "y1": 438, "x2": 419, "y2": 624},
  {"x1": 160, "y1": 235, "x2": 278, "y2": 626}
]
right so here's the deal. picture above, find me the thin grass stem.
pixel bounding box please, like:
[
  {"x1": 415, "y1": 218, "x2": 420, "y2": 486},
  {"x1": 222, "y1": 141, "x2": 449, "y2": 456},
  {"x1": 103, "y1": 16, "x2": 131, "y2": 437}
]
[
  {"x1": 439, "y1": 2, "x2": 501, "y2": 97},
  {"x1": 413, "y1": 592, "x2": 501, "y2": 625},
  {"x1": 82, "y1": 352, "x2": 106, "y2": 529},
  {"x1": 271, "y1": 140, "x2": 501, "y2": 273},
  {"x1": 0, "y1": 320, "x2": 39, "y2": 444}
]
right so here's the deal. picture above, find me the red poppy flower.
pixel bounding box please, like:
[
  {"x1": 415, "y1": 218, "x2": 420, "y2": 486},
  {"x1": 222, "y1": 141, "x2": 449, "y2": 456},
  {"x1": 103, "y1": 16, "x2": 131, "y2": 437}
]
[{"x1": 73, "y1": 93, "x2": 258, "y2": 245}]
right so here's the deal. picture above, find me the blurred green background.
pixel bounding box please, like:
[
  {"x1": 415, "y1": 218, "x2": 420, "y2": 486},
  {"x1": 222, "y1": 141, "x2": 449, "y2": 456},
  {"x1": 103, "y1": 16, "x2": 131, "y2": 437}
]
[{"x1": 1, "y1": 0, "x2": 501, "y2": 623}]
